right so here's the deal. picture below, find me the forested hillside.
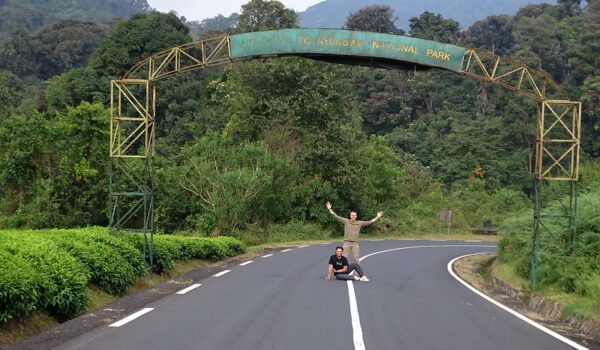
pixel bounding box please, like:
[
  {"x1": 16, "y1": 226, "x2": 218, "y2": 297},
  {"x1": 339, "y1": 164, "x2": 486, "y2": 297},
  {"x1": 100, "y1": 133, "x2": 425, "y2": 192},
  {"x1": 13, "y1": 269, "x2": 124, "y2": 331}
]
[
  {"x1": 299, "y1": 0, "x2": 548, "y2": 30},
  {"x1": 0, "y1": 0, "x2": 598, "y2": 235},
  {"x1": 0, "y1": 0, "x2": 150, "y2": 42}
]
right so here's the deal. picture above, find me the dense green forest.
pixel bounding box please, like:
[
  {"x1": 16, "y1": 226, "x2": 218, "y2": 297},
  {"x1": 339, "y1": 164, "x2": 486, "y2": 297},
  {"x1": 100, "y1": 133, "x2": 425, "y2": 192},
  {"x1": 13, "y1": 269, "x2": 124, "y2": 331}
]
[
  {"x1": 1, "y1": 0, "x2": 598, "y2": 229},
  {"x1": 0, "y1": 0, "x2": 598, "y2": 294}
]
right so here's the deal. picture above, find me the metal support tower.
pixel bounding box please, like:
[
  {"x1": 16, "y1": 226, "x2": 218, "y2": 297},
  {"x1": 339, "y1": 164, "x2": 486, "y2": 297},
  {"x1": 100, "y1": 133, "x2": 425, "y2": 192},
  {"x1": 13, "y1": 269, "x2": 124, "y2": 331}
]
[
  {"x1": 109, "y1": 79, "x2": 156, "y2": 266},
  {"x1": 530, "y1": 101, "x2": 581, "y2": 289}
]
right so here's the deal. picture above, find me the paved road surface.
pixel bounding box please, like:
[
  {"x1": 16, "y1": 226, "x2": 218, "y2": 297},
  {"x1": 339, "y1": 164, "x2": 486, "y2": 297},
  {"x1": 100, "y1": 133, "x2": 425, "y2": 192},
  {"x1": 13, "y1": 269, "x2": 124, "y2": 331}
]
[{"x1": 53, "y1": 240, "x2": 586, "y2": 350}]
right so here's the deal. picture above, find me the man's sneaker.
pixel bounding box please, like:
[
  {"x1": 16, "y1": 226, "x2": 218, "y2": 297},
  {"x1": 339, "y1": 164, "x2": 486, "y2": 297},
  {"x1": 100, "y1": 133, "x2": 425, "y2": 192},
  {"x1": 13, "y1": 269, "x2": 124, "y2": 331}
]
[
  {"x1": 354, "y1": 275, "x2": 361, "y2": 281},
  {"x1": 359, "y1": 276, "x2": 370, "y2": 282}
]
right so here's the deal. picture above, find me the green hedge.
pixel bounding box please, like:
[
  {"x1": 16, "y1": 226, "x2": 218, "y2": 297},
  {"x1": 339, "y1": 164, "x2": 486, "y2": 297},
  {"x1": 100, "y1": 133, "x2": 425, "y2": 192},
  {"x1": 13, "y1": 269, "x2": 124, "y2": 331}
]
[
  {"x1": 0, "y1": 250, "x2": 40, "y2": 322},
  {"x1": 0, "y1": 232, "x2": 90, "y2": 321},
  {"x1": 0, "y1": 228, "x2": 245, "y2": 323},
  {"x1": 120, "y1": 234, "x2": 247, "y2": 273}
]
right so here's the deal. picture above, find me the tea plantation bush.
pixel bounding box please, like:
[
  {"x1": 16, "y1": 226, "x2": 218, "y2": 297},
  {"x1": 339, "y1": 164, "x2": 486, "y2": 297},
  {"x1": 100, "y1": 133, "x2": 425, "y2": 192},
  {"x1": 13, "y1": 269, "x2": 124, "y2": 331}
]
[
  {"x1": 0, "y1": 232, "x2": 90, "y2": 321},
  {"x1": 0, "y1": 228, "x2": 245, "y2": 323},
  {"x1": 120, "y1": 233, "x2": 247, "y2": 273}
]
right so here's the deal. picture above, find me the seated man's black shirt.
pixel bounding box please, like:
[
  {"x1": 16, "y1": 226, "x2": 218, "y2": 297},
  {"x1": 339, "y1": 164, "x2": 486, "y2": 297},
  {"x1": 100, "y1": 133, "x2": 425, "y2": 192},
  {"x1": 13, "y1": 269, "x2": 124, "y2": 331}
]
[{"x1": 329, "y1": 255, "x2": 348, "y2": 275}]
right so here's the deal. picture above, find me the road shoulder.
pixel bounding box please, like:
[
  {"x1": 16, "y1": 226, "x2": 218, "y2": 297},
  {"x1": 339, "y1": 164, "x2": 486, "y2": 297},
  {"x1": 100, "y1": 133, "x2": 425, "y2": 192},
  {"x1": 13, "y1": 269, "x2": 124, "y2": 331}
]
[{"x1": 453, "y1": 253, "x2": 599, "y2": 350}]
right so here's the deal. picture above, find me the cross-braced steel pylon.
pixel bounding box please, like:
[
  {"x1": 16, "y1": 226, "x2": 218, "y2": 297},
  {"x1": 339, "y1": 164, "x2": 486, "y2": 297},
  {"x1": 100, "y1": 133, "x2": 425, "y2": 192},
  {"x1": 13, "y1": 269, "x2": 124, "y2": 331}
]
[
  {"x1": 530, "y1": 101, "x2": 581, "y2": 289},
  {"x1": 109, "y1": 79, "x2": 156, "y2": 266}
]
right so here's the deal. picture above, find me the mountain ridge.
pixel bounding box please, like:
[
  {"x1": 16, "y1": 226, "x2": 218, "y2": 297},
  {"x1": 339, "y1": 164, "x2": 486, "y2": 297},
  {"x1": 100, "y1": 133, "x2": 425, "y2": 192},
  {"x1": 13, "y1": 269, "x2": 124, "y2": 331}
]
[{"x1": 299, "y1": 0, "x2": 551, "y2": 30}]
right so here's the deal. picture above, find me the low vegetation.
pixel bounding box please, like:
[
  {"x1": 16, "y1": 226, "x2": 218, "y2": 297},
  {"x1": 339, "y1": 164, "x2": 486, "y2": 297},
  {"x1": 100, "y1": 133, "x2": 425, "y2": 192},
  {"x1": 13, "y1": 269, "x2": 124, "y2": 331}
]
[{"x1": 0, "y1": 227, "x2": 245, "y2": 324}]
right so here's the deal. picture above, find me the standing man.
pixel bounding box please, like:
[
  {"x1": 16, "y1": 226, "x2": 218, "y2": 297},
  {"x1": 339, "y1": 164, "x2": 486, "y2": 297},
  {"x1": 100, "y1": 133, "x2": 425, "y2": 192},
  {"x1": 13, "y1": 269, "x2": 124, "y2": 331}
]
[
  {"x1": 326, "y1": 202, "x2": 383, "y2": 262},
  {"x1": 327, "y1": 246, "x2": 369, "y2": 281}
]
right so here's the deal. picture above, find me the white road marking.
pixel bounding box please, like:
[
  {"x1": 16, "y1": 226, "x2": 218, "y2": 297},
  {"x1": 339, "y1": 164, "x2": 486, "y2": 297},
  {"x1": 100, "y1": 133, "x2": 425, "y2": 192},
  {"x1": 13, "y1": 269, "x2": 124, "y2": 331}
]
[
  {"x1": 297, "y1": 245, "x2": 309, "y2": 248},
  {"x1": 448, "y1": 253, "x2": 589, "y2": 350},
  {"x1": 213, "y1": 270, "x2": 230, "y2": 277},
  {"x1": 281, "y1": 248, "x2": 292, "y2": 252},
  {"x1": 347, "y1": 280, "x2": 366, "y2": 350},
  {"x1": 319, "y1": 242, "x2": 331, "y2": 245},
  {"x1": 108, "y1": 308, "x2": 154, "y2": 327},
  {"x1": 176, "y1": 283, "x2": 201, "y2": 295},
  {"x1": 360, "y1": 244, "x2": 496, "y2": 261},
  {"x1": 240, "y1": 260, "x2": 253, "y2": 266},
  {"x1": 261, "y1": 254, "x2": 273, "y2": 258},
  {"x1": 348, "y1": 244, "x2": 496, "y2": 350}
]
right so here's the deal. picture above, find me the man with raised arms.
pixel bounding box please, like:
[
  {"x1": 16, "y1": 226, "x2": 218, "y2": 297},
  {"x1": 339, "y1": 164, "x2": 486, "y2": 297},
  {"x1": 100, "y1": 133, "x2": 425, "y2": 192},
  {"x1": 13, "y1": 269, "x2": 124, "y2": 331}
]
[{"x1": 325, "y1": 201, "x2": 383, "y2": 262}]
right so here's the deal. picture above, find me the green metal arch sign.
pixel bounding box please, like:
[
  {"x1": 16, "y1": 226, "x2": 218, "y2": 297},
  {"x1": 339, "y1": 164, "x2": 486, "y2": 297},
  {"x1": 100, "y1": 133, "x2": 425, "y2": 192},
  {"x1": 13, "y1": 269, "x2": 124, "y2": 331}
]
[{"x1": 230, "y1": 29, "x2": 467, "y2": 72}]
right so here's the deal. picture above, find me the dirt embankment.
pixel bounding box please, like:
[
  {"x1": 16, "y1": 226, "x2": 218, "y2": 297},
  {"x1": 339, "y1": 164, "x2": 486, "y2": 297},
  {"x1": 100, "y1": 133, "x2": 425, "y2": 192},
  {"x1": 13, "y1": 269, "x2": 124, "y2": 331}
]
[{"x1": 454, "y1": 253, "x2": 600, "y2": 349}]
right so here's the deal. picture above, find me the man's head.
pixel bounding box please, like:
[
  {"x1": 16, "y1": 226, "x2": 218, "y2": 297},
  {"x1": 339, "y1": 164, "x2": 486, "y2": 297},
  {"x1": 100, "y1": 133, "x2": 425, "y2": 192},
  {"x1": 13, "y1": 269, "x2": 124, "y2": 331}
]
[
  {"x1": 349, "y1": 211, "x2": 357, "y2": 221},
  {"x1": 335, "y1": 246, "x2": 343, "y2": 257}
]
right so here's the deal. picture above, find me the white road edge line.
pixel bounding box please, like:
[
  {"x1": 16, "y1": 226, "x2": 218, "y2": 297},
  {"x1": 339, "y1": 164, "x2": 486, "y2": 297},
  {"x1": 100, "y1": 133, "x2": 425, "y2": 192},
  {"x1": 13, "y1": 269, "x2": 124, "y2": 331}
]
[
  {"x1": 240, "y1": 260, "x2": 253, "y2": 266},
  {"x1": 108, "y1": 308, "x2": 154, "y2": 327},
  {"x1": 176, "y1": 283, "x2": 201, "y2": 295},
  {"x1": 297, "y1": 245, "x2": 309, "y2": 248},
  {"x1": 261, "y1": 254, "x2": 273, "y2": 258},
  {"x1": 213, "y1": 270, "x2": 231, "y2": 277},
  {"x1": 281, "y1": 248, "x2": 292, "y2": 252},
  {"x1": 347, "y1": 280, "x2": 366, "y2": 350},
  {"x1": 448, "y1": 253, "x2": 589, "y2": 350}
]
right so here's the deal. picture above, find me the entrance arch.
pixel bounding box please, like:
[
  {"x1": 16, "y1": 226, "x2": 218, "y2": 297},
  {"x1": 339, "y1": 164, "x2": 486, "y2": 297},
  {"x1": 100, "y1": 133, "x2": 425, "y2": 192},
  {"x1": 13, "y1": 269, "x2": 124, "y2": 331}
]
[{"x1": 109, "y1": 29, "x2": 581, "y2": 285}]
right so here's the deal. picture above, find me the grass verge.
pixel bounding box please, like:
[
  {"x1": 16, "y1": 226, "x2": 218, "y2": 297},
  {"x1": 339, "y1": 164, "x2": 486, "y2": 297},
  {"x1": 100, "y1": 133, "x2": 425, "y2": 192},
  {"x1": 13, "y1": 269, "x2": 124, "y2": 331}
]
[{"x1": 493, "y1": 260, "x2": 600, "y2": 321}]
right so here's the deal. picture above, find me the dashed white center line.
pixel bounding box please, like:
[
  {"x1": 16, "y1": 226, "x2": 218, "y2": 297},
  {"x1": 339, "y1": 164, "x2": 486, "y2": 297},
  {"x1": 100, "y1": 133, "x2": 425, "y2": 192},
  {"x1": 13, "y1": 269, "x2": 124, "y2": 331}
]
[
  {"x1": 176, "y1": 283, "x2": 201, "y2": 295},
  {"x1": 261, "y1": 254, "x2": 274, "y2": 258},
  {"x1": 109, "y1": 308, "x2": 154, "y2": 327},
  {"x1": 213, "y1": 270, "x2": 231, "y2": 277},
  {"x1": 281, "y1": 248, "x2": 292, "y2": 252},
  {"x1": 240, "y1": 260, "x2": 253, "y2": 266}
]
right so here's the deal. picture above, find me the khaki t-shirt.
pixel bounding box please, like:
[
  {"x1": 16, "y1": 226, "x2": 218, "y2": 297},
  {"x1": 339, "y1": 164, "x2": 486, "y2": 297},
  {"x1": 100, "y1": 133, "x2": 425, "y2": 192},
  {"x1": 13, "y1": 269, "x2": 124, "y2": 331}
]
[{"x1": 331, "y1": 212, "x2": 372, "y2": 241}]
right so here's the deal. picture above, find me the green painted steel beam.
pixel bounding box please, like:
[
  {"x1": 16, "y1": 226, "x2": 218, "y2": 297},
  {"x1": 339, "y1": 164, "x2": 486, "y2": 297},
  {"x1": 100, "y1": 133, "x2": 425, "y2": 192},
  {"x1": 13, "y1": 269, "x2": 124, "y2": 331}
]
[{"x1": 231, "y1": 29, "x2": 467, "y2": 72}]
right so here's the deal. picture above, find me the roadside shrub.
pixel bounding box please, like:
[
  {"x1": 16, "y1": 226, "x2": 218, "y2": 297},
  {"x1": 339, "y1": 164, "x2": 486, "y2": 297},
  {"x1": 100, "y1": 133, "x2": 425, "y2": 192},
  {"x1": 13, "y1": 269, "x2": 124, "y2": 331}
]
[
  {"x1": 0, "y1": 232, "x2": 90, "y2": 320},
  {"x1": 118, "y1": 233, "x2": 175, "y2": 274},
  {"x1": 45, "y1": 233, "x2": 136, "y2": 295},
  {"x1": 212, "y1": 236, "x2": 245, "y2": 256},
  {"x1": 74, "y1": 227, "x2": 146, "y2": 276},
  {"x1": 0, "y1": 249, "x2": 40, "y2": 322}
]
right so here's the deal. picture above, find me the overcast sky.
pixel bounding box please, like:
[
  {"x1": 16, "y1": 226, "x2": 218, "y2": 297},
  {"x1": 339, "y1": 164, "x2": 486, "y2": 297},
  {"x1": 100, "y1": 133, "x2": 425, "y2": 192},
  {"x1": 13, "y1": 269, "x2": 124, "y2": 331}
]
[{"x1": 147, "y1": 0, "x2": 323, "y2": 22}]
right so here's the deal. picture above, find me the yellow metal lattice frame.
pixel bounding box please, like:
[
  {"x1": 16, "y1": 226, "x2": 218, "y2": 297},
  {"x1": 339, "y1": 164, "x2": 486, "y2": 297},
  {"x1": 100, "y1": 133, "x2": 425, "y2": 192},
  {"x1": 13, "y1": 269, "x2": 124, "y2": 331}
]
[
  {"x1": 110, "y1": 38, "x2": 581, "y2": 184},
  {"x1": 460, "y1": 49, "x2": 581, "y2": 181},
  {"x1": 110, "y1": 36, "x2": 231, "y2": 159}
]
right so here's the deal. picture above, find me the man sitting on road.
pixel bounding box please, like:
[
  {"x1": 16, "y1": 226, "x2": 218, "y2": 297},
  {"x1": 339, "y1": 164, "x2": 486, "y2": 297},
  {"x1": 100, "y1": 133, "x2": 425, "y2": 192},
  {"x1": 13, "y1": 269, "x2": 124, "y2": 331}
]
[{"x1": 326, "y1": 246, "x2": 369, "y2": 281}]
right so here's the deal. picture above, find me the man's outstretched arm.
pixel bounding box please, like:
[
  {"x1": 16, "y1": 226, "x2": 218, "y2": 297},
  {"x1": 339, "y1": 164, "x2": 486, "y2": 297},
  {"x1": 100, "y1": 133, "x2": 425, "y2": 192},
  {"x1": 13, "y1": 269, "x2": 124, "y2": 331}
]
[
  {"x1": 362, "y1": 211, "x2": 384, "y2": 226},
  {"x1": 326, "y1": 202, "x2": 346, "y2": 223},
  {"x1": 326, "y1": 264, "x2": 334, "y2": 280}
]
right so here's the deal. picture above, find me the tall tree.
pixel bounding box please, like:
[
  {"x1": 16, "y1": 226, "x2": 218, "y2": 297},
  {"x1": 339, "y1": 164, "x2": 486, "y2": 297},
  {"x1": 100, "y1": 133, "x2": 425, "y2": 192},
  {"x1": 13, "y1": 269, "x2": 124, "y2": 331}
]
[
  {"x1": 511, "y1": 14, "x2": 560, "y2": 71},
  {"x1": 31, "y1": 20, "x2": 107, "y2": 78},
  {"x1": 466, "y1": 15, "x2": 513, "y2": 55},
  {"x1": 0, "y1": 26, "x2": 37, "y2": 78},
  {"x1": 408, "y1": 12, "x2": 461, "y2": 44},
  {"x1": 89, "y1": 11, "x2": 192, "y2": 77},
  {"x1": 344, "y1": 5, "x2": 404, "y2": 34},
  {"x1": 234, "y1": 0, "x2": 297, "y2": 33}
]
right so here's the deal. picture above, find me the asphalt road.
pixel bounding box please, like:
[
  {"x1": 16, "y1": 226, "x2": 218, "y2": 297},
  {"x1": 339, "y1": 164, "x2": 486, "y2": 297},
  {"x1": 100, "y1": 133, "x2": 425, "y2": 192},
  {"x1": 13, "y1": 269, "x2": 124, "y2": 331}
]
[{"x1": 52, "y1": 240, "x2": 586, "y2": 350}]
